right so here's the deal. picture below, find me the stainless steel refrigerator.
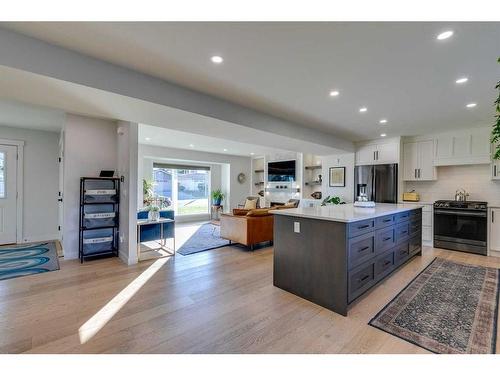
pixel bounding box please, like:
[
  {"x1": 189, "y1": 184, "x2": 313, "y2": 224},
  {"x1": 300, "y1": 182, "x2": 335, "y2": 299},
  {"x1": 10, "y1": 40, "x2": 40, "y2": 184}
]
[{"x1": 354, "y1": 164, "x2": 398, "y2": 203}]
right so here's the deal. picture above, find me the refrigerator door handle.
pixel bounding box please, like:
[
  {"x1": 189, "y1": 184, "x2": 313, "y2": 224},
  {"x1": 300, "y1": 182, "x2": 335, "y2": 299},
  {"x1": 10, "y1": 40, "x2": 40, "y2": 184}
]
[{"x1": 414, "y1": 169, "x2": 417, "y2": 179}]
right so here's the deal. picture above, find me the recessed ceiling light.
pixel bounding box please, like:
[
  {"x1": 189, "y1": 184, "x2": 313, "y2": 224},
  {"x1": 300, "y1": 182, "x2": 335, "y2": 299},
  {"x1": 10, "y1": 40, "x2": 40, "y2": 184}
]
[
  {"x1": 329, "y1": 90, "x2": 340, "y2": 97},
  {"x1": 437, "y1": 30, "x2": 454, "y2": 40},
  {"x1": 380, "y1": 133, "x2": 387, "y2": 137},
  {"x1": 379, "y1": 119, "x2": 388, "y2": 124},
  {"x1": 211, "y1": 55, "x2": 224, "y2": 64},
  {"x1": 189, "y1": 144, "x2": 194, "y2": 148},
  {"x1": 223, "y1": 148, "x2": 228, "y2": 152},
  {"x1": 250, "y1": 152, "x2": 255, "y2": 155},
  {"x1": 466, "y1": 103, "x2": 477, "y2": 108},
  {"x1": 145, "y1": 137, "x2": 151, "y2": 141},
  {"x1": 359, "y1": 107, "x2": 367, "y2": 113},
  {"x1": 456, "y1": 77, "x2": 468, "y2": 84}
]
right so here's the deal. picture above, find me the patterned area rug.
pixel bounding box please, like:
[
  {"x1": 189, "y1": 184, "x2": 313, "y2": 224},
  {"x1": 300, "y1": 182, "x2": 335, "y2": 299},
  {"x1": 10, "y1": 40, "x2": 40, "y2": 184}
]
[
  {"x1": 0, "y1": 241, "x2": 60, "y2": 281},
  {"x1": 177, "y1": 223, "x2": 230, "y2": 256},
  {"x1": 369, "y1": 258, "x2": 499, "y2": 354}
]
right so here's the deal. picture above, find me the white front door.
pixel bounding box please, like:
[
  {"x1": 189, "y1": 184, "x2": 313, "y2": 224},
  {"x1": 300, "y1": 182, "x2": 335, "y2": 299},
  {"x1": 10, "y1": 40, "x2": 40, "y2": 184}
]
[{"x1": 0, "y1": 144, "x2": 18, "y2": 245}]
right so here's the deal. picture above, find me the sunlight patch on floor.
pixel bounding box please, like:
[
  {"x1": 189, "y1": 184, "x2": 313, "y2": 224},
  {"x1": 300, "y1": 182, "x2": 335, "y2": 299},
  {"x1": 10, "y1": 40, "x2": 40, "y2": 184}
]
[{"x1": 78, "y1": 256, "x2": 170, "y2": 344}]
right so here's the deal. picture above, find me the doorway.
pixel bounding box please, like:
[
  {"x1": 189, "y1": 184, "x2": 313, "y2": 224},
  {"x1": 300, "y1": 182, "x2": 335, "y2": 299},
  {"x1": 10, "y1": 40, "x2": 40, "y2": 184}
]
[{"x1": 0, "y1": 144, "x2": 18, "y2": 245}]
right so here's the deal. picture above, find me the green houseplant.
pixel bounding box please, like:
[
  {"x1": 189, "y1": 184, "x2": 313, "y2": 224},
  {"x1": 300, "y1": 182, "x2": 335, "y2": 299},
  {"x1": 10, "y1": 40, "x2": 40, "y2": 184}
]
[
  {"x1": 321, "y1": 195, "x2": 344, "y2": 206},
  {"x1": 211, "y1": 189, "x2": 225, "y2": 205},
  {"x1": 491, "y1": 57, "x2": 500, "y2": 160},
  {"x1": 143, "y1": 179, "x2": 154, "y2": 206}
]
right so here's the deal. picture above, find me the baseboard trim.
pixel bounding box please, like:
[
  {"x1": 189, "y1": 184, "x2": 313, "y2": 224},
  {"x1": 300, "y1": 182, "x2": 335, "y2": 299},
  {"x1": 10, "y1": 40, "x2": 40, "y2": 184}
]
[{"x1": 22, "y1": 234, "x2": 61, "y2": 243}]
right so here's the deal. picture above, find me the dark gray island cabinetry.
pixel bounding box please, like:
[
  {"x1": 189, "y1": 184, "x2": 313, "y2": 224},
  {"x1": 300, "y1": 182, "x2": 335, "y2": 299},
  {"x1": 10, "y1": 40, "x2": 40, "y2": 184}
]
[{"x1": 271, "y1": 204, "x2": 422, "y2": 316}]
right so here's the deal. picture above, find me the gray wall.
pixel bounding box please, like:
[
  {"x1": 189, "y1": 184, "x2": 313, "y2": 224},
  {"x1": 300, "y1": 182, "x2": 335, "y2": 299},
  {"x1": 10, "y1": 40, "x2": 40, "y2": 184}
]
[
  {"x1": 0, "y1": 125, "x2": 59, "y2": 242},
  {"x1": 63, "y1": 114, "x2": 118, "y2": 259}
]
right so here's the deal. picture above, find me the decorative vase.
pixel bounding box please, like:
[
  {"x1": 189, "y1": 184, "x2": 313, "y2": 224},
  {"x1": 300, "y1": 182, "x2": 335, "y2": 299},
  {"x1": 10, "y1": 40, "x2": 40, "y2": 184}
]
[
  {"x1": 149, "y1": 210, "x2": 160, "y2": 221},
  {"x1": 213, "y1": 198, "x2": 222, "y2": 206}
]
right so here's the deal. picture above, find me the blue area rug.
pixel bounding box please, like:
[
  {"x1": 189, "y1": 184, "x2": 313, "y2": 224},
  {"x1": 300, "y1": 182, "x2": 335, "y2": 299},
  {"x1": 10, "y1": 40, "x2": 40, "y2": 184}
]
[
  {"x1": 0, "y1": 241, "x2": 60, "y2": 281},
  {"x1": 177, "y1": 223, "x2": 230, "y2": 256}
]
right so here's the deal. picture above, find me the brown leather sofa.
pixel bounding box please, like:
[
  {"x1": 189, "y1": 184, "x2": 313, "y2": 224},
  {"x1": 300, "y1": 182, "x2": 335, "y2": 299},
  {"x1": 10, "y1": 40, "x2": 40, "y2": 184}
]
[
  {"x1": 220, "y1": 209, "x2": 274, "y2": 250},
  {"x1": 220, "y1": 200, "x2": 300, "y2": 250}
]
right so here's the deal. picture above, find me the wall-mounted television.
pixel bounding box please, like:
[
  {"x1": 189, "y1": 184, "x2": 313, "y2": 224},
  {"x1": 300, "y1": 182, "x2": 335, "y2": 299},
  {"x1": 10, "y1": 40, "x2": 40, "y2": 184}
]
[{"x1": 268, "y1": 160, "x2": 296, "y2": 182}]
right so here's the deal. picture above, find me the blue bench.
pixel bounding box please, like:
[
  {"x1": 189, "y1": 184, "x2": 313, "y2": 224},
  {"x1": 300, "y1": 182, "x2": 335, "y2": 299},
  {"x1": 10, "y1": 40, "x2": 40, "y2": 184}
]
[{"x1": 137, "y1": 210, "x2": 175, "y2": 242}]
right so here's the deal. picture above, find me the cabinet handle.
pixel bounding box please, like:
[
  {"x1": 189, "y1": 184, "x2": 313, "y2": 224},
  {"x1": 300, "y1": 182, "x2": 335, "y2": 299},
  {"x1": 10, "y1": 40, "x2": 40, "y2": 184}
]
[
  {"x1": 495, "y1": 165, "x2": 497, "y2": 177},
  {"x1": 358, "y1": 246, "x2": 370, "y2": 253},
  {"x1": 373, "y1": 151, "x2": 376, "y2": 161},
  {"x1": 358, "y1": 224, "x2": 370, "y2": 229},
  {"x1": 384, "y1": 260, "x2": 391, "y2": 266},
  {"x1": 376, "y1": 150, "x2": 379, "y2": 160},
  {"x1": 360, "y1": 275, "x2": 370, "y2": 282},
  {"x1": 383, "y1": 236, "x2": 392, "y2": 241},
  {"x1": 493, "y1": 210, "x2": 495, "y2": 223},
  {"x1": 414, "y1": 169, "x2": 417, "y2": 178}
]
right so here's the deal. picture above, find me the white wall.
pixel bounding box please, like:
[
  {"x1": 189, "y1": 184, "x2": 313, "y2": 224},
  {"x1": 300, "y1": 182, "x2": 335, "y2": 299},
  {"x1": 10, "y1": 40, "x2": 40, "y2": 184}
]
[
  {"x1": 138, "y1": 144, "x2": 251, "y2": 215},
  {"x1": 116, "y1": 121, "x2": 138, "y2": 265},
  {"x1": 0, "y1": 125, "x2": 59, "y2": 242},
  {"x1": 404, "y1": 164, "x2": 500, "y2": 204},
  {"x1": 63, "y1": 114, "x2": 117, "y2": 259},
  {"x1": 321, "y1": 153, "x2": 355, "y2": 203}
]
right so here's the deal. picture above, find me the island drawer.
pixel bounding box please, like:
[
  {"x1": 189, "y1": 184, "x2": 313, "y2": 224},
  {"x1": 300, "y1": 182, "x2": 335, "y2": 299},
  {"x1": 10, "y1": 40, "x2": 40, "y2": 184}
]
[
  {"x1": 395, "y1": 211, "x2": 410, "y2": 222},
  {"x1": 395, "y1": 222, "x2": 410, "y2": 243},
  {"x1": 410, "y1": 208, "x2": 422, "y2": 220},
  {"x1": 347, "y1": 219, "x2": 376, "y2": 238},
  {"x1": 375, "y1": 226, "x2": 396, "y2": 253},
  {"x1": 348, "y1": 262, "x2": 375, "y2": 303},
  {"x1": 374, "y1": 249, "x2": 395, "y2": 281},
  {"x1": 409, "y1": 218, "x2": 422, "y2": 235},
  {"x1": 375, "y1": 214, "x2": 396, "y2": 229},
  {"x1": 348, "y1": 232, "x2": 376, "y2": 269},
  {"x1": 394, "y1": 241, "x2": 410, "y2": 266},
  {"x1": 409, "y1": 234, "x2": 422, "y2": 255}
]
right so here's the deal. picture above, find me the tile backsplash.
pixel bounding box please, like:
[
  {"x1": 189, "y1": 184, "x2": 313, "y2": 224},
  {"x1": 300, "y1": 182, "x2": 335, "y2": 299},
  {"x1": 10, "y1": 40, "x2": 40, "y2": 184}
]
[{"x1": 404, "y1": 164, "x2": 500, "y2": 204}]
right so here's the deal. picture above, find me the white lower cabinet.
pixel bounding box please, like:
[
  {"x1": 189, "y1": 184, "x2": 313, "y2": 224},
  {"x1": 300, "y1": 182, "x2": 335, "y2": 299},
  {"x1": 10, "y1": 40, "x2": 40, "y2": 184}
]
[{"x1": 489, "y1": 208, "x2": 500, "y2": 253}]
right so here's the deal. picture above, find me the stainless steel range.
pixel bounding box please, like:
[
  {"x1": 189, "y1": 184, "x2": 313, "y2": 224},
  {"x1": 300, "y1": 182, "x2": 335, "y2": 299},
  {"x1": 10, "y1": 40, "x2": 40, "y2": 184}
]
[{"x1": 433, "y1": 200, "x2": 488, "y2": 255}]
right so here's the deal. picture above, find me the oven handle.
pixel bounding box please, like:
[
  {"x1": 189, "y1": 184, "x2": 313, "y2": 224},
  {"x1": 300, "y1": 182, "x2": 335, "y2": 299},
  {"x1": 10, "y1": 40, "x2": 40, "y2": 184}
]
[{"x1": 434, "y1": 209, "x2": 487, "y2": 217}]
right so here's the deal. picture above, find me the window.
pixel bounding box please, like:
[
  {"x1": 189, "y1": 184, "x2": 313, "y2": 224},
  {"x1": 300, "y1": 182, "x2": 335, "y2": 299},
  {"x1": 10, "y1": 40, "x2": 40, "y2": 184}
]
[
  {"x1": 153, "y1": 163, "x2": 210, "y2": 216},
  {"x1": 0, "y1": 152, "x2": 5, "y2": 198}
]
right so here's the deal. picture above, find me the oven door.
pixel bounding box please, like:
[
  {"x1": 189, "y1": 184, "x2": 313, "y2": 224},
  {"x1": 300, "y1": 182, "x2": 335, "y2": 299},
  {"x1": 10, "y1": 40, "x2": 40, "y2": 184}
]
[{"x1": 434, "y1": 209, "x2": 487, "y2": 247}]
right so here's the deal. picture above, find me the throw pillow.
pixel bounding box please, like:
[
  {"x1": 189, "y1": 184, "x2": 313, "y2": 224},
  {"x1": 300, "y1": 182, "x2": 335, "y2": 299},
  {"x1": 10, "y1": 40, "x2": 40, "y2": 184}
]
[{"x1": 243, "y1": 198, "x2": 258, "y2": 210}]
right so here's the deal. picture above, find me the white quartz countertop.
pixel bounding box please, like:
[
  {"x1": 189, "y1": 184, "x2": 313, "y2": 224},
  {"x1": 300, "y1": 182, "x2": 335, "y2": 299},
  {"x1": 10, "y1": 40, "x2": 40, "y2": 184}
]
[{"x1": 270, "y1": 203, "x2": 423, "y2": 223}]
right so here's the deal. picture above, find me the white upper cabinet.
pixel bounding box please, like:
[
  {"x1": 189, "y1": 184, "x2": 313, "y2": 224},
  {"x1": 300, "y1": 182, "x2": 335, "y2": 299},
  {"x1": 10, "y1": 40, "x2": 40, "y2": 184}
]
[
  {"x1": 355, "y1": 144, "x2": 378, "y2": 165},
  {"x1": 434, "y1": 127, "x2": 491, "y2": 166},
  {"x1": 491, "y1": 142, "x2": 500, "y2": 180},
  {"x1": 355, "y1": 140, "x2": 399, "y2": 166},
  {"x1": 403, "y1": 140, "x2": 436, "y2": 181}
]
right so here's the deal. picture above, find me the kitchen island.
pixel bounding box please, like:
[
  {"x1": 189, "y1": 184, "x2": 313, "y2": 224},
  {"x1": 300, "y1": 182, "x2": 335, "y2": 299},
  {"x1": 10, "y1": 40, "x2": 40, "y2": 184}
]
[{"x1": 271, "y1": 203, "x2": 423, "y2": 316}]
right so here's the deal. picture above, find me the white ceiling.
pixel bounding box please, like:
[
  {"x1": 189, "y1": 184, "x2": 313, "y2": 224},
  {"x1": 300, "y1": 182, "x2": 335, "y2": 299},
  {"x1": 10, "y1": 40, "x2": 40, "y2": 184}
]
[
  {"x1": 3, "y1": 22, "x2": 499, "y2": 141},
  {"x1": 139, "y1": 124, "x2": 289, "y2": 157},
  {"x1": 0, "y1": 65, "x2": 343, "y2": 155},
  {"x1": 0, "y1": 98, "x2": 64, "y2": 132}
]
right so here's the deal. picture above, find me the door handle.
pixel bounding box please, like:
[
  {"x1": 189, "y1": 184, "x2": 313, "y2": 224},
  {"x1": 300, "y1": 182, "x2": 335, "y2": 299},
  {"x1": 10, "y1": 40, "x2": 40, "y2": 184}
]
[{"x1": 493, "y1": 210, "x2": 495, "y2": 223}]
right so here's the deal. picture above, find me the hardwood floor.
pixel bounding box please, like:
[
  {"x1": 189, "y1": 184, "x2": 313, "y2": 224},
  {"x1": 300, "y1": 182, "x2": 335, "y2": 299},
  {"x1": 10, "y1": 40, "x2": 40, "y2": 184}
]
[{"x1": 1, "y1": 244, "x2": 499, "y2": 354}]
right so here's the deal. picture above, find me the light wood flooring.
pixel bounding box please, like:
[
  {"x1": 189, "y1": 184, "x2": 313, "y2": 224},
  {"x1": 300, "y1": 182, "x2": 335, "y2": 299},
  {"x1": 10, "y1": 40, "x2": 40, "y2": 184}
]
[{"x1": 1, "y1": 244, "x2": 499, "y2": 354}]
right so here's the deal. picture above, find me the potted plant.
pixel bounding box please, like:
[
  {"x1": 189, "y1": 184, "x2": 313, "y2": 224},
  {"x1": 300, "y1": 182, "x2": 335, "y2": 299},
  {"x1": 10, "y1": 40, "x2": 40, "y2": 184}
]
[
  {"x1": 146, "y1": 205, "x2": 160, "y2": 221},
  {"x1": 321, "y1": 195, "x2": 345, "y2": 206},
  {"x1": 211, "y1": 189, "x2": 225, "y2": 206}
]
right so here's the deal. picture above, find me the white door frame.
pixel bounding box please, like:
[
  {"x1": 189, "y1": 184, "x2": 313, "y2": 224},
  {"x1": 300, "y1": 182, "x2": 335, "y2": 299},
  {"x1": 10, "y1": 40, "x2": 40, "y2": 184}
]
[{"x1": 0, "y1": 138, "x2": 24, "y2": 244}]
